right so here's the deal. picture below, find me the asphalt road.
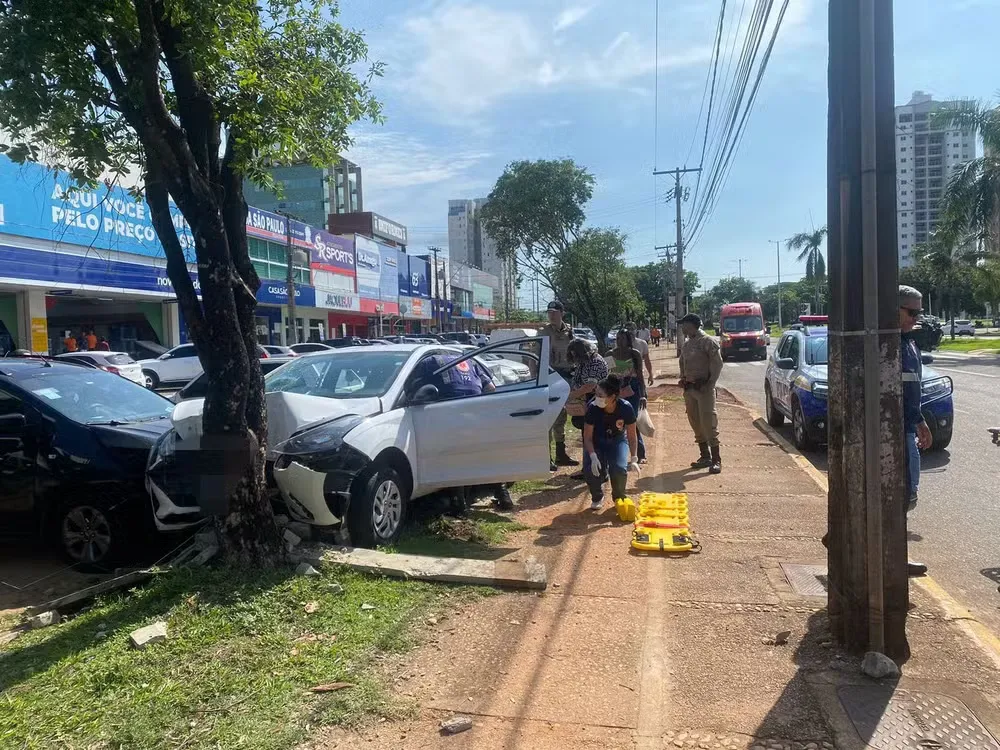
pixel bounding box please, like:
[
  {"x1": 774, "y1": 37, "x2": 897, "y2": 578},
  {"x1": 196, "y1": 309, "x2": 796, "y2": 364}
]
[{"x1": 719, "y1": 344, "x2": 1000, "y2": 635}]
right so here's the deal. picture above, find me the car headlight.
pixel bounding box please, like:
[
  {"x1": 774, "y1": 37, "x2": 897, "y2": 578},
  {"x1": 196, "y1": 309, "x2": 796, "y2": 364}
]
[
  {"x1": 274, "y1": 414, "x2": 365, "y2": 459},
  {"x1": 921, "y1": 376, "x2": 952, "y2": 399},
  {"x1": 147, "y1": 428, "x2": 177, "y2": 470}
]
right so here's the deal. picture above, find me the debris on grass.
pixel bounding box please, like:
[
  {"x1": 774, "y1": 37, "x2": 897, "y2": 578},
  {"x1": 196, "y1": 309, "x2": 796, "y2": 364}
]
[{"x1": 310, "y1": 682, "x2": 354, "y2": 693}]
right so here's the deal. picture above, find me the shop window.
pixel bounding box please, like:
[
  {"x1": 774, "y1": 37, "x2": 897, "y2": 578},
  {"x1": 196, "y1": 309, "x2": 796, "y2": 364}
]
[
  {"x1": 268, "y1": 242, "x2": 286, "y2": 264},
  {"x1": 252, "y1": 261, "x2": 269, "y2": 280}
]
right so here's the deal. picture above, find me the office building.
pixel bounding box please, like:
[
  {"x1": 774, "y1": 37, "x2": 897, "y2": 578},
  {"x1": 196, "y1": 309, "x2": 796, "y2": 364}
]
[
  {"x1": 895, "y1": 91, "x2": 977, "y2": 267},
  {"x1": 243, "y1": 158, "x2": 363, "y2": 229},
  {"x1": 447, "y1": 198, "x2": 515, "y2": 313}
]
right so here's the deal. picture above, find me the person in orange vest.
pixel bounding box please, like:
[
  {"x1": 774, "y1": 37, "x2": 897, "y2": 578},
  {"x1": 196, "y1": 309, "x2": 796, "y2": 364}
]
[
  {"x1": 63, "y1": 331, "x2": 78, "y2": 353},
  {"x1": 85, "y1": 330, "x2": 98, "y2": 350}
]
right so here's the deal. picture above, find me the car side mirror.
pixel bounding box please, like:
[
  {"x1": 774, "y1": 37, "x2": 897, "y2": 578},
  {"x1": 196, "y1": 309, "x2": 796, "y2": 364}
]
[
  {"x1": 0, "y1": 413, "x2": 27, "y2": 433},
  {"x1": 410, "y1": 383, "x2": 440, "y2": 405},
  {"x1": 159, "y1": 353, "x2": 170, "y2": 360},
  {"x1": 921, "y1": 354, "x2": 934, "y2": 365},
  {"x1": 775, "y1": 357, "x2": 796, "y2": 370}
]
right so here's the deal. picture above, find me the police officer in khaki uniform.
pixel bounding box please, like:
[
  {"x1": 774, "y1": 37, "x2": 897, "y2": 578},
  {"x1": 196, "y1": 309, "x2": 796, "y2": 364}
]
[
  {"x1": 678, "y1": 313, "x2": 724, "y2": 474},
  {"x1": 539, "y1": 300, "x2": 579, "y2": 469}
]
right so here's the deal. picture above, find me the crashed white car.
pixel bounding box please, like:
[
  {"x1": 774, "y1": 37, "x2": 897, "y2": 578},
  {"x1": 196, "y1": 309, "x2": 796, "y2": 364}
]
[{"x1": 146, "y1": 339, "x2": 567, "y2": 546}]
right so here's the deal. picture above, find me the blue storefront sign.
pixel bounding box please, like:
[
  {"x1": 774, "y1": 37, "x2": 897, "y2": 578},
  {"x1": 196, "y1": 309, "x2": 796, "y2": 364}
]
[
  {"x1": 378, "y1": 243, "x2": 400, "y2": 304},
  {"x1": 0, "y1": 244, "x2": 200, "y2": 295},
  {"x1": 256, "y1": 281, "x2": 316, "y2": 307},
  {"x1": 0, "y1": 155, "x2": 198, "y2": 262},
  {"x1": 246, "y1": 206, "x2": 288, "y2": 243},
  {"x1": 398, "y1": 254, "x2": 411, "y2": 297},
  {"x1": 309, "y1": 232, "x2": 356, "y2": 277},
  {"x1": 354, "y1": 235, "x2": 381, "y2": 299},
  {"x1": 409, "y1": 256, "x2": 431, "y2": 299}
]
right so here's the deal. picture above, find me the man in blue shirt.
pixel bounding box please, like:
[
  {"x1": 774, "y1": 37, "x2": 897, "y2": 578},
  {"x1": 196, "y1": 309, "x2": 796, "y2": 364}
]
[{"x1": 900, "y1": 285, "x2": 932, "y2": 577}]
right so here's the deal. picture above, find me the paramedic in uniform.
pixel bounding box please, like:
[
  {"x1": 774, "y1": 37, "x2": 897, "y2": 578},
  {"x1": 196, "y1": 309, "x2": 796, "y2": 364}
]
[
  {"x1": 539, "y1": 300, "x2": 579, "y2": 470},
  {"x1": 678, "y1": 313, "x2": 724, "y2": 474},
  {"x1": 411, "y1": 352, "x2": 515, "y2": 510}
]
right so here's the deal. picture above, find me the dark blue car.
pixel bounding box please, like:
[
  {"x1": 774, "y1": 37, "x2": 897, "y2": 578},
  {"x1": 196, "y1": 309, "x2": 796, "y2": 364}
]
[
  {"x1": 0, "y1": 359, "x2": 176, "y2": 570},
  {"x1": 764, "y1": 323, "x2": 954, "y2": 451}
]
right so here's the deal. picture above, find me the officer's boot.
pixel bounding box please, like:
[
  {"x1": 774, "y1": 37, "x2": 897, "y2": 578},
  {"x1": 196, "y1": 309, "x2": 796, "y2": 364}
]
[
  {"x1": 554, "y1": 442, "x2": 580, "y2": 466},
  {"x1": 709, "y1": 444, "x2": 722, "y2": 474},
  {"x1": 690, "y1": 442, "x2": 712, "y2": 469},
  {"x1": 493, "y1": 484, "x2": 515, "y2": 511}
]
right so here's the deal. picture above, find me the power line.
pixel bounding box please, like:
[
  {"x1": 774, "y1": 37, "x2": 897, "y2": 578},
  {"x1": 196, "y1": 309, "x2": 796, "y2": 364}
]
[{"x1": 688, "y1": 0, "x2": 728, "y2": 213}]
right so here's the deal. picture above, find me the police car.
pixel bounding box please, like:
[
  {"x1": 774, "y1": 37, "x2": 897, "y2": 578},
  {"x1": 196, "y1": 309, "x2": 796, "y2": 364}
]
[
  {"x1": 763, "y1": 316, "x2": 954, "y2": 451},
  {"x1": 147, "y1": 339, "x2": 568, "y2": 546}
]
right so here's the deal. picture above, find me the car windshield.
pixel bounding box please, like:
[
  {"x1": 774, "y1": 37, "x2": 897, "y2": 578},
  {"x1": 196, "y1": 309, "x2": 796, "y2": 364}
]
[
  {"x1": 23, "y1": 369, "x2": 174, "y2": 424},
  {"x1": 105, "y1": 354, "x2": 135, "y2": 365},
  {"x1": 723, "y1": 316, "x2": 763, "y2": 332},
  {"x1": 805, "y1": 335, "x2": 828, "y2": 365},
  {"x1": 265, "y1": 350, "x2": 411, "y2": 399}
]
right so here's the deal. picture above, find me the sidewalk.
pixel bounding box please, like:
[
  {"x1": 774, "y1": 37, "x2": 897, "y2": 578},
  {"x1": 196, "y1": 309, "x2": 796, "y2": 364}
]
[{"x1": 314, "y1": 345, "x2": 1000, "y2": 750}]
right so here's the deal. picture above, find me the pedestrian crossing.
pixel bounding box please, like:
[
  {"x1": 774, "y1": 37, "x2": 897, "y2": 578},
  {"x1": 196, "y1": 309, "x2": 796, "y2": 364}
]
[{"x1": 723, "y1": 360, "x2": 766, "y2": 368}]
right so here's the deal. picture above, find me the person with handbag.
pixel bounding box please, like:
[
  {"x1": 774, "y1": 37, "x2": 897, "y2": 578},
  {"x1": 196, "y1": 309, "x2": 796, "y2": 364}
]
[
  {"x1": 582, "y1": 374, "x2": 641, "y2": 510},
  {"x1": 608, "y1": 329, "x2": 648, "y2": 462}
]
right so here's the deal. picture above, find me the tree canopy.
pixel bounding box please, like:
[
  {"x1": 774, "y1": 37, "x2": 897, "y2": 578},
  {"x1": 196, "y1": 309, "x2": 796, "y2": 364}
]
[
  {"x1": 628, "y1": 262, "x2": 699, "y2": 324},
  {"x1": 0, "y1": 0, "x2": 382, "y2": 564},
  {"x1": 551, "y1": 229, "x2": 641, "y2": 350},
  {"x1": 480, "y1": 159, "x2": 595, "y2": 292}
]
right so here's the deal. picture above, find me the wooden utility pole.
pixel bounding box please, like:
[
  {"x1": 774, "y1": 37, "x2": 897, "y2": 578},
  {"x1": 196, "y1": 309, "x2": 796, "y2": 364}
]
[
  {"x1": 655, "y1": 244, "x2": 676, "y2": 335},
  {"x1": 771, "y1": 240, "x2": 783, "y2": 329},
  {"x1": 653, "y1": 167, "x2": 701, "y2": 356},
  {"x1": 827, "y1": 0, "x2": 908, "y2": 658},
  {"x1": 281, "y1": 211, "x2": 299, "y2": 345}
]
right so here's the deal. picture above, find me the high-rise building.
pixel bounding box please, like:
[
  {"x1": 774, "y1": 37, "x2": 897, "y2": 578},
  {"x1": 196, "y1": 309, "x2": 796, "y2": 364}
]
[
  {"x1": 448, "y1": 198, "x2": 515, "y2": 314},
  {"x1": 895, "y1": 91, "x2": 977, "y2": 267},
  {"x1": 243, "y1": 158, "x2": 363, "y2": 228}
]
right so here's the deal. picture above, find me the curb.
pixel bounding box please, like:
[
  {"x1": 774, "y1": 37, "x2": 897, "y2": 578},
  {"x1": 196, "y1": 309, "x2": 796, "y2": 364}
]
[{"x1": 730, "y1": 394, "x2": 1000, "y2": 668}]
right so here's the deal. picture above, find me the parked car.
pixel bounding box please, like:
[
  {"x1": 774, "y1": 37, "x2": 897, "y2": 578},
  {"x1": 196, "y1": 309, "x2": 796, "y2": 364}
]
[
  {"x1": 947, "y1": 319, "x2": 976, "y2": 336},
  {"x1": 130, "y1": 340, "x2": 169, "y2": 361},
  {"x1": 573, "y1": 328, "x2": 598, "y2": 344},
  {"x1": 55, "y1": 351, "x2": 146, "y2": 386},
  {"x1": 438, "y1": 332, "x2": 476, "y2": 345},
  {"x1": 138, "y1": 343, "x2": 270, "y2": 389},
  {"x1": 456, "y1": 345, "x2": 532, "y2": 385},
  {"x1": 912, "y1": 315, "x2": 943, "y2": 351},
  {"x1": 289, "y1": 342, "x2": 333, "y2": 355},
  {"x1": 0, "y1": 359, "x2": 177, "y2": 569},
  {"x1": 171, "y1": 357, "x2": 297, "y2": 403},
  {"x1": 323, "y1": 336, "x2": 369, "y2": 348},
  {"x1": 149, "y1": 339, "x2": 567, "y2": 547},
  {"x1": 764, "y1": 319, "x2": 954, "y2": 451},
  {"x1": 261, "y1": 345, "x2": 298, "y2": 358}
]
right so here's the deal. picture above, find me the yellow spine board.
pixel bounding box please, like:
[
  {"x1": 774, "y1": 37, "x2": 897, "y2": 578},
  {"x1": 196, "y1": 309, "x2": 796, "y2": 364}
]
[{"x1": 631, "y1": 492, "x2": 696, "y2": 553}]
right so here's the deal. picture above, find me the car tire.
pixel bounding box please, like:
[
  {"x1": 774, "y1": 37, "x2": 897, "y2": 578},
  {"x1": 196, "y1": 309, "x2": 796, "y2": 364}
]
[
  {"x1": 765, "y1": 385, "x2": 784, "y2": 427},
  {"x1": 52, "y1": 496, "x2": 129, "y2": 572},
  {"x1": 925, "y1": 416, "x2": 953, "y2": 452},
  {"x1": 143, "y1": 369, "x2": 160, "y2": 389},
  {"x1": 791, "y1": 398, "x2": 815, "y2": 451},
  {"x1": 348, "y1": 465, "x2": 408, "y2": 548}
]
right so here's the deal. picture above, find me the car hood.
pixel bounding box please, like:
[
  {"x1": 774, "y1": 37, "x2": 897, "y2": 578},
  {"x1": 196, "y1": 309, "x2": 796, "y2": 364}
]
[
  {"x1": 90, "y1": 417, "x2": 173, "y2": 449},
  {"x1": 170, "y1": 392, "x2": 382, "y2": 455},
  {"x1": 137, "y1": 357, "x2": 161, "y2": 367},
  {"x1": 800, "y1": 363, "x2": 943, "y2": 384}
]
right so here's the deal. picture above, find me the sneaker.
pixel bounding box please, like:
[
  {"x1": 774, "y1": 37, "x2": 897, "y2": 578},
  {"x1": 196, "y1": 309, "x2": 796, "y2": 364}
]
[
  {"x1": 907, "y1": 561, "x2": 928, "y2": 577},
  {"x1": 906, "y1": 494, "x2": 918, "y2": 513},
  {"x1": 590, "y1": 498, "x2": 603, "y2": 510}
]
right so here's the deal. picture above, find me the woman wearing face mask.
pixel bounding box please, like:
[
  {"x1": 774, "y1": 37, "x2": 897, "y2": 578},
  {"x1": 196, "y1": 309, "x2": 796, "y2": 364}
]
[
  {"x1": 567, "y1": 338, "x2": 610, "y2": 478},
  {"x1": 608, "y1": 328, "x2": 648, "y2": 462},
  {"x1": 582, "y1": 373, "x2": 640, "y2": 510}
]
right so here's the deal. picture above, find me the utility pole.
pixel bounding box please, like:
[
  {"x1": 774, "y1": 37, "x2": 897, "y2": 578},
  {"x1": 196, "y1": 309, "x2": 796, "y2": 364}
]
[
  {"x1": 281, "y1": 212, "x2": 299, "y2": 345},
  {"x1": 655, "y1": 244, "x2": 676, "y2": 338},
  {"x1": 771, "y1": 240, "x2": 783, "y2": 329},
  {"x1": 828, "y1": 0, "x2": 908, "y2": 658},
  {"x1": 653, "y1": 167, "x2": 701, "y2": 356},
  {"x1": 733, "y1": 257, "x2": 750, "y2": 279}
]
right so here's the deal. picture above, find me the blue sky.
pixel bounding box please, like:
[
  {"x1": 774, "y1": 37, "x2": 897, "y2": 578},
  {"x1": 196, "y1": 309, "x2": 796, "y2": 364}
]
[{"x1": 338, "y1": 0, "x2": 1000, "y2": 305}]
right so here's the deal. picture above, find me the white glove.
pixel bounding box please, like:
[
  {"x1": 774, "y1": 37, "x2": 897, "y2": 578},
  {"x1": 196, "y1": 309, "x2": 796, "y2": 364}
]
[
  {"x1": 588, "y1": 452, "x2": 601, "y2": 477},
  {"x1": 628, "y1": 456, "x2": 641, "y2": 474}
]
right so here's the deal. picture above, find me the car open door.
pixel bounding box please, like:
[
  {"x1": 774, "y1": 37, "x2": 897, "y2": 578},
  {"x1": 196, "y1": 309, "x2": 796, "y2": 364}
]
[{"x1": 408, "y1": 337, "x2": 567, "y2": 492}]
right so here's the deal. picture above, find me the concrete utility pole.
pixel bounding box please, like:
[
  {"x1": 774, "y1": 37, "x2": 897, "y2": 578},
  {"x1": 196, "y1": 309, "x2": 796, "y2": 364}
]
[
  {"x1": 655, "y1": 244, "x2": 676, "y2": 334},
  {"x1": 653, "y1": 167, "x2": 701, "y2": 356},
  {"x1": 771, "y1": 240, "x2": 783, "y2": 329},
  {"x1": 283, "y1": 213, "x2": 299, "y2": 345},
  {"x1": 733, "y1": 257, "x2": 750, "y2": 278},
  {"x1": 827, "y1": 0, "x2": 908, "y2": 658}
]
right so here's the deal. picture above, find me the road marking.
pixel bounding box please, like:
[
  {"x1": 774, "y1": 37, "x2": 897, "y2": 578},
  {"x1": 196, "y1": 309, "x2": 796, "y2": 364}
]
[
  {"x1": 915, "y1": 577, "x2": 1000, "y2": 671},
  {"x1": 749, "y1": 361, "x2": 764, "y2": 367},
  {"x1": 936, "y1": 367, "x2": 1000, "y2": 379}
]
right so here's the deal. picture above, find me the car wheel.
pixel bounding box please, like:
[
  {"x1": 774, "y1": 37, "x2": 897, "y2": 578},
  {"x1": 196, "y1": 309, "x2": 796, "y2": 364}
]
[
  {"x1": 925, "y1": 414, "x2": 953, "y2": 452},
  {"x1": 143, "y1": 369, "x2": 160, "y2": 389},
  {"x1": 765, "y1": 385, "x2": 784, "y2": 427},
  {"x1": 53, "y1": 498, "x2": 127, "y2": 572},
  {"x1": 791, "y1": 398, "x2": 814, "y2": 451},
  {"x1": 348, "y1": 465, "x2": 407, "y2": 547}
]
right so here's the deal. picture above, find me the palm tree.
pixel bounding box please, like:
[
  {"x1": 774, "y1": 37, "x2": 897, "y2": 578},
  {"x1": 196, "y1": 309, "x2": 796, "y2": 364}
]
[
  {"x1": 913, "y1": 235, "x2": 980, "y2": 339},
  {"x1": 787, "y1": 226, "x2": 828, "y2": 313},
  {"x1": 933, "y1": 100, "x2": 1000, "y2": 252}
]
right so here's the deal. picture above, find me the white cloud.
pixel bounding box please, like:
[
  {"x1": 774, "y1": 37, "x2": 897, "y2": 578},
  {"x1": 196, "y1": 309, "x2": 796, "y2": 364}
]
[
  {"x1": 344, "y1": 130, "x2": 491, "y2": 190},
  {"x1": 554, "y1": 4, "x2": 595, "y2": 32},
  {"x1": 384, "y1": 2, "x2": 709, "y2": 119}
]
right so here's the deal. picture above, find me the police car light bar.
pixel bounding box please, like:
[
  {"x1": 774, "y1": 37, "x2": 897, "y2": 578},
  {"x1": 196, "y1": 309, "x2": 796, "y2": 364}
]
[{"x1": 798, "y1": 315, "x2": 828, "y2": 325}]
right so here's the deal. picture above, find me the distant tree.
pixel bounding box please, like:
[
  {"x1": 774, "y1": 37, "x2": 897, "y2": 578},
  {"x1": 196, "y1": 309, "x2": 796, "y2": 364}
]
[
  {"x1": 480, "y1": 159, "x2": 595, "y2": 296},
  {"x1": 933, "y1": 100, "x2": 1000, "y2": 252},
  {"x1": 759, "y1": 283, "x2": 801, "y2": 326},
  {"x1": 551, "y1": 229, "x2": 641, "y2": 352},
  {"x1": 787, "y1": 226, "x2": 828, "y2": 313},
  {"x1": 628, "y1": 262, "x2": 699, "y2": 324},
  {"x1": 707, "y1": 276, "x2": 760, "y2": 306},
  {"x1": 913, "y1": 237, "x2": 983, "y2": 337}
]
